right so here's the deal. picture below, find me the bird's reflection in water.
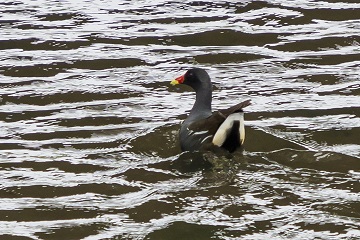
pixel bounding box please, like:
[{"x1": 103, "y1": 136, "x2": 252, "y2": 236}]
[{"x1": 172, "y1": 149, "x2": 248, "y2": 185}]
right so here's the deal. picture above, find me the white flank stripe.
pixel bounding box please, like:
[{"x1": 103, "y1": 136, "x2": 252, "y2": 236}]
[
  {"x1": 201, "y1": 135, "x2": 213, "y2": 144},
  {"x1": 188, "y1": 129, "x2": 208, "y2": 136},
  {"x1": 193, "y1": 130, "x2": 208, "y2": 135}
]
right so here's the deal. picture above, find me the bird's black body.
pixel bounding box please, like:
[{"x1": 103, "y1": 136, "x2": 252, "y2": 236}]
[{"x1": 173, "y1": 68, "x2": 251, "y2": 153}]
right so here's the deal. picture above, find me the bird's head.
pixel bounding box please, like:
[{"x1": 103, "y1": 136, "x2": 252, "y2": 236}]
[{"x1": 171, "y1": 68, "x2": 212, "y2": 91}]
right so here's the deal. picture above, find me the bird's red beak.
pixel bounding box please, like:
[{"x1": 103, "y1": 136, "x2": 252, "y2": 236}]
[{"x1": 170, "y1": 74, "x2": 185, "y2": 85}]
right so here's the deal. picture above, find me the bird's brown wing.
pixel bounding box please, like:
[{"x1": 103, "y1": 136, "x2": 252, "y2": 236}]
[
  {"x1": 188, "y1": 99, "x2": 251, "y2": 136},
  {"x1": 218, "y1": 99, "x2": 251, "y2": 117},
  {"x1": 187, "y1": 111, "x2": 225, "y2": 136}
]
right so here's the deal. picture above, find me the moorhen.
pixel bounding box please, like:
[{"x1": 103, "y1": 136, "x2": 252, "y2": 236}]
[{"x1": 171, "y1": 68, "x2": 251, "y2": 153}]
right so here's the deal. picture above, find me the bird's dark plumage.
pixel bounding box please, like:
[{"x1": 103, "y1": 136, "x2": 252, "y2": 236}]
[{"x1": 171, "y1": 68, "x2": 251, "y2": 153}]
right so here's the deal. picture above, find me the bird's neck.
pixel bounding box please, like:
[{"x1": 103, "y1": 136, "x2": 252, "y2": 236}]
[{"x1": 189, "y1": 86, "x2": 212, "y2": 117}]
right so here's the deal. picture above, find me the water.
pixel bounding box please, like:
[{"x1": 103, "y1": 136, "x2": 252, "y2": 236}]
[{"x1": 1, "y1": 0, "x2": 360, "y2": 239}]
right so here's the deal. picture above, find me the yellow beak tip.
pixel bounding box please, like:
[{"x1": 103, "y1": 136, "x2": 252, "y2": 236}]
[{"x1": 170, "y1": 80, "x2": 179, "y2": 86}]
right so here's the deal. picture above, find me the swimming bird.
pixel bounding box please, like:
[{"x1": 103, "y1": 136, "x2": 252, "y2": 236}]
[{"x1": 171, "y1": 68, "x2": 251, "y2": 153}]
